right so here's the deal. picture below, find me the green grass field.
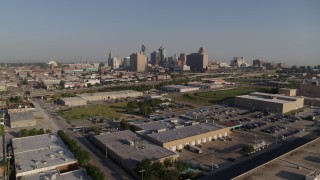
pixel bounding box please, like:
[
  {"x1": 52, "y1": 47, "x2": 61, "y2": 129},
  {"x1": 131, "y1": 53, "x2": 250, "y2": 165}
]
[
  {"x1": 173, "y1": 87, "x2": 274, "y2": 106},
  {"x1": 59, "y1": 102, "x2": 127, "y2": 120}
]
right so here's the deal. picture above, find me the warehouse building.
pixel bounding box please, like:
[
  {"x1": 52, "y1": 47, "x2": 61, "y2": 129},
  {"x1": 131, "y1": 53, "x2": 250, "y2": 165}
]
[
  {"x1": 146, "y1": 123, "x2": 230, "y2": 152},
  {"x1": 278, "y1": 88, "x2": 297, "y2": 96},
  {"x1": 235, "y1": 92, "x2": 304, "y2": 114},
  {"x1": 9, "y1": 112, "x2": 37, "y2": 128},
  {"x1": 23, "y1": 168, "x2": 90, "y2": 180},
  {"x1": 59, "y1": 97, "x2": 88, "y2": 107},
  {"x1": 187, "y1": 82, "x2": 223, "y2": 89},
  {"x1": 77, "y1": 90, "x2": 143, "y2": 102},
  {"x1": 92, "y1": 130, "x2": 178, "y2": 171},
  {"x1": 12, "y1": 134, "x2": 78, "y2": 179},
  {"x1": 162, "y1": 85, "x2": 200, "y2": 92}
]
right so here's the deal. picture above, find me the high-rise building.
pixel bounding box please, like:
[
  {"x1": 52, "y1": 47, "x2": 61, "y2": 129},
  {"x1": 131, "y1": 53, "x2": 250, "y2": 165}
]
[
  {"x1": 253, "y1": 59, "x2": 265, "y2": 67},
  {"x1": 130, "y1": 53, "x2": 146, "y2": 72},
  {"x1": 186, "y1": 47, "x2": 208, "y2": 72},
  {"x1": 123, "y1": 57, "x2": 130, "y2": 68},
  {"x1": 158, "y1": 47, "x2": 167, "y2": 66},
  {"x1": 108, "y1": 56, "x2": 120, "y2": 69},
  {"x1": 230, "y1": 57, "x2": 245, "y2": 67},
  {"x1": 150, "y1": 51, "x2": 161, "y2": 66}
]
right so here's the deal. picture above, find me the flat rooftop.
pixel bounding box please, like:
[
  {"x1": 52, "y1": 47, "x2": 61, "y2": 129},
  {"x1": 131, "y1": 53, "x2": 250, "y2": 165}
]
[
  {"x1": 94, "y1": 130, "x2": 177, "y2": 169},
  {"x1": 237, "y1": 92, "x2": 303, "y2": 104},
  {"x1": 134, "y1": 119, "x2": 185, "y2": 132},
  {"x1": 236, "y1": 137, "x2": 320, "y2": 180},
  {"x1": 12, "y1": 134, "x2": 77, "y2": 177},
  {"x1": 78, "y1": 90, "x2": 140, "y2": 97},
  {"x1": 163, "y1": 85, "x2": 199, "y2": 89},
  {"x1": 10, "y1": 112, "x2": 34, "y2": 121},
  {"x1": 60, "y1": 97, "x2": 87, "y2": 102},
  {"x1": 23, "y1": 169, "x2": 90, "y2": 180},
  {"x1": 147, "y1": 123, "x2": 222, "y2": 143}
]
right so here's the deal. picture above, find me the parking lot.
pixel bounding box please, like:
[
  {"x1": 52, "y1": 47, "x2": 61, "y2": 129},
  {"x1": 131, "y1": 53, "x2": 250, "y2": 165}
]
[{"x1": 178, "y1": 130, "x2": 275, "y2": 171}]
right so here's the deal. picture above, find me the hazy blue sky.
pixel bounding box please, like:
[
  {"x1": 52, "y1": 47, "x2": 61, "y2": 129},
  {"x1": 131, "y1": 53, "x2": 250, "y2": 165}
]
[{"x1": 1, "y1": 0, "x2": 319, "y2": 65}]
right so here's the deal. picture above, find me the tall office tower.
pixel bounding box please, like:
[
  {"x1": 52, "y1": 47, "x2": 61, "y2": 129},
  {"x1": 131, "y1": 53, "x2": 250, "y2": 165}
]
[
  {"x1": 130, "y1": 52, "x2": 146, "y2": 72},
  {"x1": 107, "y1": 49, "x2": 120, "y2": 69},
  {"x1": 186, "y1": 47, "x2": 209, "y2": 72},
  {"x1": 253, "y1": 59, "x2": 265, "y2": 67},
  {"x1": 178, "y1": 53, "x2": 187, "y2": 65},
  {"x1": 141, "y1": 45, "x2": 146, "y2": 55},
  {"x1": 230, "y1": 57, "x2": 245, "y2": 67},
  {"x1": 158, "y1": 46, "x2": 167, "y2": 66},
  {"x1": 123, "y1": 57, "x2": 130, "y2": 68},
  {"x1": 150, "y1": 51, "x2": 161, "y2": 66}
]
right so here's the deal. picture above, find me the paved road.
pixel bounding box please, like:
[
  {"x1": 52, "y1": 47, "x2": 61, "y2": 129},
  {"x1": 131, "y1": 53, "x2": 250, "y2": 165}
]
[
  {"x1": 34, "y1": 99, "x2": 133, "y2": 180},
  {"x1": 202, "y1": 129, "x2": 320, "y2": 180}
]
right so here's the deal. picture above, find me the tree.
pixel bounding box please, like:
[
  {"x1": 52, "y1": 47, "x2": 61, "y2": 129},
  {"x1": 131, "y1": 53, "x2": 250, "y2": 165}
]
[
  {"x1": 150, "y1": 162, "x2": 166, "y2": 178},
  {"x1": 242, "y1": 144, "x2": 255, "y2": 154},
  {"x1": 136, "y1": 159, "x2": 152, "y2": 174},
  {"x1": 120, "y1": 120, "x2": 130, "y2": 130},
  {"x1": 46, "y1": 129, "x2": 52, "y2": 134},
  {"x1": 0, "y1": 125, "x2": 4, "y2": 136},
  {"x1": 85, "y1": 164, "x2": 105, "y2": 180},
  {"x1": 37, "y1": 128, "x2": 45, "y2": 135},
  {"x1": 37, "y1": 81, "x2": 47, "y2": 89},
  {"x1": 59, "y1": 80, "x2": 66, "y2": 88},
  {"x1": 28, "y1": 128, "x2": 38, "y2": 136},
  {"x1": 22, "y1": 79, "x2": 28, "y2": 85},
  {"x1": 20, "y1": 129, "x2": 28, "y2": 137},
  {"x1": 163, "y1": 158, "x2": 173, "y2": 168}
]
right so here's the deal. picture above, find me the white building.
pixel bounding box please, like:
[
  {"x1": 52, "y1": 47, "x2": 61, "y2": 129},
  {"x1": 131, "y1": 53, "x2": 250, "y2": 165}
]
[{"x1": 162, "y1": 85, "x2": 200, "y2": 92}]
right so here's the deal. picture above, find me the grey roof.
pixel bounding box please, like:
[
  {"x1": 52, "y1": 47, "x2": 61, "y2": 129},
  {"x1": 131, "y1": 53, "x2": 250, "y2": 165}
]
[
  {"x1": 78, "y1": 90, "x2": 141, "y2": 97},
  {"x1": 10, "y1": 112, "x2": 35, "y2": 122},
  {"x1": 12, "y1": 134, "x2": 77, "y2": 176},
  {"x1": 23, "y1": 169, "x2": 90, "y2": 180},
  {"x1": 60, "y1": 97, "x2": 87, "y2": 102},
  {"x1": 94, "y1": 130, "x2": 177, "y2": 169},
  {"x1": 147, "y1": 123, "x2": 221, "y2": 143},
  {"x1": 163, "y1": 85, "x2": 199, "y2": 89},
  {"x1": 134, "y1": 119, "x2": 185, "y2": 132},
  {"x1": 237, "y1": 92, "x2": 303, "y2": 104}
]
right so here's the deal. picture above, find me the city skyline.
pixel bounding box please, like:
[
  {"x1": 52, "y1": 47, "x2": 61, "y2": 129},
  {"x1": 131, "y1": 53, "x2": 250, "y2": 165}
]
[{"x1": 1, "y1": 0, "x2": 320, "y2": 65}]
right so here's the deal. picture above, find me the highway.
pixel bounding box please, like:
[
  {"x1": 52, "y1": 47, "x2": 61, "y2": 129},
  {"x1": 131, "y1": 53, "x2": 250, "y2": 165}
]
[{"x1": 201, "y1": 129, "x2": 320, "y2": 180}]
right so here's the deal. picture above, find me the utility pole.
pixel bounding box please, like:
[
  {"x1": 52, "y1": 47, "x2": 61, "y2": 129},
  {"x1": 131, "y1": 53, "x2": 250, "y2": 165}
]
[
  {"x1": 211, "y1": 149, "x2": 215, "y2": 171},
  {"x1": 139, "y1": 168, "x2": 145, "y2": 180}
]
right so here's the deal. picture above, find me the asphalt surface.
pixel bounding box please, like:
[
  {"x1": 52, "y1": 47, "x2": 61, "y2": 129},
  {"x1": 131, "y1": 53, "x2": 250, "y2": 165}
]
[{"x1": 202, "y1": 129, "x2": 320, "y2": 180}]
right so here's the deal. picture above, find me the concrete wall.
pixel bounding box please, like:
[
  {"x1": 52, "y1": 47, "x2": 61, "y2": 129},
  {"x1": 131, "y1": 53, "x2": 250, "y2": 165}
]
[
  {"x1": 10, "y1": 119, "x2": 36, "y2": 128},
  {"x1": 149, "y1": 127, "x2": 230, "y2": 152},
  {"x1": 299, "y1": 84, "x2": 320, "y2": 98},
  {"x1": 279, "y1": 89, "x2": 297, "y2": 96}
]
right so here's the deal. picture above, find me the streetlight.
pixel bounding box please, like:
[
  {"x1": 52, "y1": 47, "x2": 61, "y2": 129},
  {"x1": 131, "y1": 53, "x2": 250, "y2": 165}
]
[
  {"x1": 139, "y1": 168, "x2": 145, "y2": 180},
  {"x1": 211, "y1": 149, "x2": 215, "y2": 171}
]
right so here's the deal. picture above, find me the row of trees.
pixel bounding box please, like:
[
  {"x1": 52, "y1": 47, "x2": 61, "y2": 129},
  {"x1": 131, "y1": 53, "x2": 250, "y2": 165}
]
[
  {"x1": 127, "y1": 99, "x2": 164, "y2": 116},
  {"x1": 135, "y1": 158, "x2": 194, "y2": 180},
  {"x1": 57, "y1": 130, "x2": 105, "y2": 180},
  {"x1": 20, "y1": 128, "x2": 52, "y2": 137}
]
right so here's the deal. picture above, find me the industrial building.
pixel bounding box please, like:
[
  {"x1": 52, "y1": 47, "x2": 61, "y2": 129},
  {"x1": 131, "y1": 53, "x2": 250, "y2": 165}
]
[
  {"x1": 9, "y1": 112, "x2": 36, "y2": 128},
  {"x1": 23, "y1": 168, "x2": 90, "y2": 180},
  {"x1": 92, "y1": 130, "x2": 178, "y2": 171},
  {"x1": 59, "y1": 97, "x2": 88, "y2": 107},
  {"x1": 187, "y1": 82, "x2": 223, "y2": 89},
  {"x1": 235, "y1": 92, "x2": 304, "y2": 114},
  {"x1": 12, "y1": 134, "x2": 78, "y2": 179},
  {"x1": 162, "y1": 85, "x2": 200, "y2": 92},
  {"x1": 77, "y1": 90, "x2": 143, "y2": 102},
  {"x1": 299, "y1": 83, "x2": 320, "y2": 98},
  {"x1": 145, "y1": 123, "x2": 230, "y2": 152},
  {"x1": 278, "y1": 88, "x2": 297, "y2": 96}
]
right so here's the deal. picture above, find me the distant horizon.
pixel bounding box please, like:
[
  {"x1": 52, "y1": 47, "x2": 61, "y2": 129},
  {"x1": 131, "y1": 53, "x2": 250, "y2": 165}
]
[{"x1": 1, "y1": 0, "x2": 319, "y2": 66}]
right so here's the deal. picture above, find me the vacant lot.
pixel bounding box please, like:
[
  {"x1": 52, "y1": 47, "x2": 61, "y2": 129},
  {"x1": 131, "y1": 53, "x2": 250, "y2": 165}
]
[
  {"x1": 172, "y1": 87, "x2": 273, "y2": 106},
  {"x1": 59, "y1": 102, "x2": 127, "y2": 120}
]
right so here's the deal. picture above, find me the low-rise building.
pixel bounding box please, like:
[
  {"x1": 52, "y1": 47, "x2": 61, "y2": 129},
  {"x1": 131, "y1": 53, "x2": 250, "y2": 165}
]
[
  {"x1": 146, "y1": 123, "x2": 230, "y2": 152},
  {"x1": 12, "y1": 134, "x2": 78, "y2": 179},
  {"x1": 162, "y1": 85, "x2": 200, "y2": 92},
  {"x1": 235, "y1": 92, "x2": 304, "y2": 114},
  {"x1": 187, "y1": 82, "x2": 223, "y2": 89},
  {"x1": 59, "y1": 97, "x2": 88, "y2": 107},
  {"x1": 9, "y1": 112, "x2": 37, "y2": 128},
  {"x1": 278, "y1": 88, "x2": 297, "y2": 96},
  {"x1": 92, "y1": 130, "x2": 178, "y2": 171},
  {"x1": 77, "y1": 90, "x2": 143, "y2": 102}
]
